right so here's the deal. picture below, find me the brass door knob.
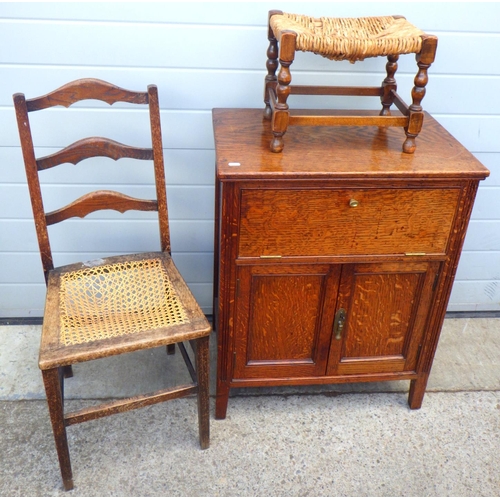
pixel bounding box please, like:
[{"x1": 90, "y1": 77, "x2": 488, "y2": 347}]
[{"x1": 349, "y1": 199, "x2": 359, "y2": 208}]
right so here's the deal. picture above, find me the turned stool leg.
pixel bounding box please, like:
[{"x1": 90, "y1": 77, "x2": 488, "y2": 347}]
[
  {"x1": 264, "y1": 10, "x2": 281, "y2": 120},
  {"x1": 403, "y1": 35, "x2": 438, "y2": 153},
  {"x1": 270, "y1": 30, "x2": 296, "y2": 153},
  {"x1": 380, "y1": 55, "x2": 399, "y2": 116},
  {"x1": 42, "y1": 368, "x2": 73, "y2": 491}
]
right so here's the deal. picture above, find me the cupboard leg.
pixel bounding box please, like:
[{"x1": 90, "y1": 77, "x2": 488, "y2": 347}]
[
  {"x1": 408, "y1": 374, "x2": 429, "y2": 409},
  {"x1": 215, "y1": 381, "x2": 230, "y2": 420},
  {"x1": 195, "y1": 336, "x2": 210, "y2": 449},
  {"x1": 42, "y1": 368, "x2": 74, "y2": 491}
]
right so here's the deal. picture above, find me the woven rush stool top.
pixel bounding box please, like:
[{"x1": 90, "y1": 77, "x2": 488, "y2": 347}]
[
  {"x1": 59, "y1": 258, "x2": 188, "y2": 346},
  {"x1": 270, "y1": 13, "x2": 426, "y2": 62}
]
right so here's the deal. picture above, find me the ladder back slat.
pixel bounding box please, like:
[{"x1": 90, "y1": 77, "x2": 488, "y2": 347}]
[
  {"x1": 26, "y1": 78, "x2": 149, "y2": 111},
  {"x1": 45, "y1": 191, "x2": 158, "y2": 225},
  {"x1": 37, "y1": 137, "x2": 154, "y2": 170}
]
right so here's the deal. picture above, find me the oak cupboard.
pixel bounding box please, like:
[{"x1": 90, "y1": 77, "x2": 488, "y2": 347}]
[{"x1": 212, "y1": 108, "x2": 489, "y2": 419}]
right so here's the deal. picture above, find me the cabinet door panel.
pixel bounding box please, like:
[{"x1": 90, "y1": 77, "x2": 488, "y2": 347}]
[
  {"x1": 327, "y1": 261, "x2": 440, "y2": 376},
  {"x1": 233, "y1": 264, "x2": 340, "y2": 379}
]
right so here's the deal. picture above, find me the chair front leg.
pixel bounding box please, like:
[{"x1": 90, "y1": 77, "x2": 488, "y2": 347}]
[
  {"x1": 194, "y1": 335, "x2": 210, "y2": 449},
  {"x1": 42, "y1": 367, "x2": 73, "y2": 490}
]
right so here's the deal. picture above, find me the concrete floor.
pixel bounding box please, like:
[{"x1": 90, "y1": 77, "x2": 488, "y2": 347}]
[{"x1": 0, "y1": 317, "x2": 499, "y2": 496}]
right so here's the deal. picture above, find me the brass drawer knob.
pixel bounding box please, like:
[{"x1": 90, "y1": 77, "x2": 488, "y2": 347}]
[{"x1": 349, "y1": 199, "x2": 359, "y2": 208}]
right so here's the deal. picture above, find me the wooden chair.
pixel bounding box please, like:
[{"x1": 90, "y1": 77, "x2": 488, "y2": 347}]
[
  {"x1": 13, "y1": 79, "x2": 211, "y2": 491},
  {"x1": 264, "y1": 10, "x2": 438, "y2": 153}
]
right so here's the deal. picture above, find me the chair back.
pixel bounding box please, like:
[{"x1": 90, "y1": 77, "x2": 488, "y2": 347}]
[{"x1": 13, "y1": 79, "x2": 170, "y2": 283}]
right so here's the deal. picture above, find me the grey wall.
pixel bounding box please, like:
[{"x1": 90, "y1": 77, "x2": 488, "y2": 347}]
[{"x1": 1, "y1": 2, "x2": 499, "y2": 316}]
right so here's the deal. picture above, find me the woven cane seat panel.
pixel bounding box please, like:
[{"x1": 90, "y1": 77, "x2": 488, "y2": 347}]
[
  {"x1": 59, "y1": 258, "x2": 188, "y2": 346},
  {"x1": 270, "y1": 13, "x2": 425, "y2": 62}
]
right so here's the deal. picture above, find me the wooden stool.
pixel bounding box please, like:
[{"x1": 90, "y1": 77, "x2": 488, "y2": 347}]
[{"x1": 264, "y1": 10, "x2": 438, "y2": 153}]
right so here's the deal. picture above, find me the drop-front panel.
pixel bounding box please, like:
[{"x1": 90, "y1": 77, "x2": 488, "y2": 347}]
[{"x1": 213, "y1": 108, "x2": 489, "y2": 420}]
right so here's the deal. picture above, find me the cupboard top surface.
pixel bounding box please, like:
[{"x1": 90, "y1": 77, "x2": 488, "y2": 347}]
[{"x1": 213, "y1": 109, "x2": 489, "y2": 181}]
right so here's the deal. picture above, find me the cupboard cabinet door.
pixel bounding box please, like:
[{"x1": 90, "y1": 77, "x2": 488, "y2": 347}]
[
  {"x1": 233, "y1": 264, "x2": 341, "y2": 379},
  {"x1": 327, "y1": 261, "x2": 440, "y2": 376}
]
